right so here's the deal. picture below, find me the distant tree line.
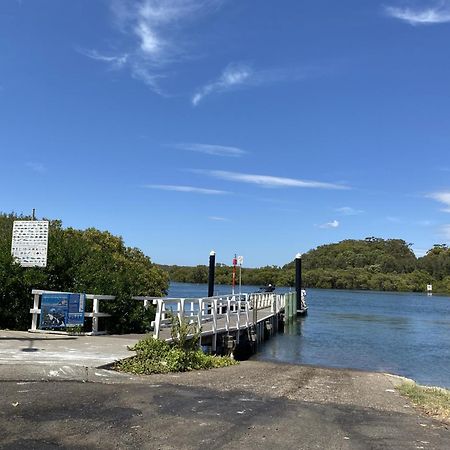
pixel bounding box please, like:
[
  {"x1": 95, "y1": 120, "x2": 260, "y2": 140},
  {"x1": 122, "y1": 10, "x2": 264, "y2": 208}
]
[
  {"x1": 0, "y1": 213, "x2": 168, "y2": 332},
  {"x1": 160, "y1": 238, "x2": 450, "y2": 294}
]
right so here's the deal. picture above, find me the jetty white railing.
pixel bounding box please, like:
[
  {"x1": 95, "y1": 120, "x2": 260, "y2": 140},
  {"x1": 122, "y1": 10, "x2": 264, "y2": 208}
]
[
  {"x1": 134, "y1": 290, "x2": 307, "y2": 350},
  {"x1": 143, "y1": 294, "x2": 249, "y2": 340},
  {"x1": 248, "y1": 292, "x2": 286, "y2": 312},
  {"x1": 29, "y1": 289, "x2": 115, "y2": 335},
  {"x1": 135, "y1": 292, "x2": 286, "y2": 345}
]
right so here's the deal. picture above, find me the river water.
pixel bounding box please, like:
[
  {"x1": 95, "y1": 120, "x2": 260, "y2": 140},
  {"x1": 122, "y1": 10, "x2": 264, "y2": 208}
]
[{"x1": 168, "y1": 282, "x2": 450, "y2": 388}]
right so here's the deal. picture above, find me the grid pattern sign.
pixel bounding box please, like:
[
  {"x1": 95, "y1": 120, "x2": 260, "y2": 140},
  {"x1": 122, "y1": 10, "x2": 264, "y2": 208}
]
[{"x1": 11, "y1": 220, "x2": 49, "y2": 267}]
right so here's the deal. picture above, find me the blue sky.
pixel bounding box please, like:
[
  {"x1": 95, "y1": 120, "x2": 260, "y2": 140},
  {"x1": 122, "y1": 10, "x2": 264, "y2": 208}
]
[{"x1": 1, "y1": 0, "x2": 450, "y2": 267}]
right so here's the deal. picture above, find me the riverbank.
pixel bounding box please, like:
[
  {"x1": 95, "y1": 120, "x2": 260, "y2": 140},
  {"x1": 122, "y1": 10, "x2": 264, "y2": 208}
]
[{"x1": 1, "y1": 360, "x2": 449, "y2": 449}]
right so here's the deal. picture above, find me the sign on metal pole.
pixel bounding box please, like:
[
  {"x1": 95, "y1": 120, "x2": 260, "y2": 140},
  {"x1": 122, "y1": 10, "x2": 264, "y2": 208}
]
[{"x1": 11, "y1": 220, "x2": 49, "y2": 267}]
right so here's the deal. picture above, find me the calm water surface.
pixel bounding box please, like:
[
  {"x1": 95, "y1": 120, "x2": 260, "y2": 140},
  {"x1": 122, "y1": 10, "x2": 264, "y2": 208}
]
[{"x1": 168, "y1": 282, "x2": 450, "y2": 388}]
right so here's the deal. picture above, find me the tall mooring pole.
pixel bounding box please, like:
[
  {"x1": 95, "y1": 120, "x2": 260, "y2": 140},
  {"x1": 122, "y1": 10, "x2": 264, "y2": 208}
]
[
  {"x1": 208, "y1": 250, "x2": 216, "y2": 297},
  {"x1": 295, "y1": 253, "x2": 302, "y2": 314}
]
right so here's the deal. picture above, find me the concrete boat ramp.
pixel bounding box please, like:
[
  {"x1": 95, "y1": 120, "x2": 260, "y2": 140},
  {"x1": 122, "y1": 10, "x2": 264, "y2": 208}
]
[
  {"x1": 1, "y1": 331, "x2": 450, "y2": 448},
  {"x1": 0, "y1": 330, "x2": 143, "y2": 382}
]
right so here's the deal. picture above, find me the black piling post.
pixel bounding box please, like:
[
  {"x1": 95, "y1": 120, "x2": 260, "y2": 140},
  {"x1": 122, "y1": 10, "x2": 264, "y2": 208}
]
[
  {"x1": 295, "y1": 253, "x2": 302, "y2": 314},
  {"x1": 208, "y1": 250, "x2": 216, "y2": 297}
]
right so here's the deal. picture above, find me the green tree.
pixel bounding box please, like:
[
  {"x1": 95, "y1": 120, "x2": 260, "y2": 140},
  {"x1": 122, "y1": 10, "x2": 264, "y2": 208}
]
[{"x1": 0, "y1": 213, "x2": 168, "y2": 332}]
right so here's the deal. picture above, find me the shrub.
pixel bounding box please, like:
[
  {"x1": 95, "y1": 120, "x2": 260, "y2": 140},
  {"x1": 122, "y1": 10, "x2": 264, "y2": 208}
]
[{"x1": 115, "y1": 316, "x2": 238, "y2": 374}]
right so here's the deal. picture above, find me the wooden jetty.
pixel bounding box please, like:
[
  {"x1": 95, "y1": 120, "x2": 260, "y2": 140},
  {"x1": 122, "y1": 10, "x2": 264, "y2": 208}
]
[{"x1": 135, "y1": 291, "x2": 307, "y2": 356}]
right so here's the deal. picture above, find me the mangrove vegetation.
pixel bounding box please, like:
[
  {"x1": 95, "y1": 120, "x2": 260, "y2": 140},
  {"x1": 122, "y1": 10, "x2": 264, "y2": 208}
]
[{"x1": 0, "y1": 213, "x2": 168, "y2": 332}]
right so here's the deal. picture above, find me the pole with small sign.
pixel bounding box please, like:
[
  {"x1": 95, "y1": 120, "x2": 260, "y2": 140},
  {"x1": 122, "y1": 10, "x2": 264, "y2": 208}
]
[
  {"x1": 232, "y1": 254, "x2": 237, "y2": 295},
  {"x1": 237, "y1": 256, "x2": 244, "y2": 294}
]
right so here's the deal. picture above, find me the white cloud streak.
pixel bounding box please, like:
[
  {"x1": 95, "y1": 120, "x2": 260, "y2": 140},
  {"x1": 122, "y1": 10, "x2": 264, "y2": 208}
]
[
  {"x1": 77, "y1": 48, "x2": 129, "y2": 68},
  {"x1": 335, "y1": 206, "x2": 364, "y2": 216},
  {"x1": 173, "y1": 143, "x2": 247, "y2": 157},
  {"x1": 417, "y1": 220, "x2": 434, "y2": 226},
  {"x1": 427, "y1": 191, "x2": 450, "y2": 212},
  {"x1": 319, "y1": 220, "x2": 340, "y2": 229},
  {"x1": 208, "y1": 216, "x2": 229, "y2": 221},
  {"x1": 385, "y1": 3, "x2": 450, "y2": 25},
  {"x1": 386, "y1": 216, "x2": 402, "y2": 223},
  {"x1": 192, "y1": 63, "x2": 314, "y2": 105},
  {"x1": 144, "y1": 184, "x2": 229, "y2": 194},
  {"x1": 192, "y1": 63, "x2": 252, "y2": 105},
  {"x1": 202, "y1": 170, "x2": 349, "y2": 190}
]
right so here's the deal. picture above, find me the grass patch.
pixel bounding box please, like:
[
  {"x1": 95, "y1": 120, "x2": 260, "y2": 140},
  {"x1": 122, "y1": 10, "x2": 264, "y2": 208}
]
[
  {"x1": 115, "y1": 316, "x2": 238, "y2": 375},
  {"x1": 397, "y1": 382, "x2": 450, "y2": 423}
]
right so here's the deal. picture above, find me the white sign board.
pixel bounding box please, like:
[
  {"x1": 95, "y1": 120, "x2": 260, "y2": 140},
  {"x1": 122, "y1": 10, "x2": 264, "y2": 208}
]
[
  {"x1": 237, "y1": 255, "x2": 244, "y2": 266},
  {"x1": 11, "y1": 221, "x2": 49, "y2": 267}
]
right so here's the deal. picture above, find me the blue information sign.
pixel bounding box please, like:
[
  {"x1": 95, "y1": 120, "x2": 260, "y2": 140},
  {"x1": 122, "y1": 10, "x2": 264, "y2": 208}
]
[{"x1": 39, "y1": 293, "x2": 85, "y2": 329}]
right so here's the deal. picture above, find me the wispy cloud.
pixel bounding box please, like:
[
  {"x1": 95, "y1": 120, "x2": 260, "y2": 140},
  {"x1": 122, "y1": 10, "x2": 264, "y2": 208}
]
[
  {"x1": 173, "y1": 143, "x2": 247, "y2": 157},
  {"x1": 77, "y1": 48, "x2": 129, "y2": 68},
  {"x1": 192, "y1": 63, "x2": 252, "y2": 105},
  {"x1": 386, "y1": 216, "x2": 402, "y2": 223},
  {"x1": 192, "y1": 63, "x2": 314, "y2": 105},
  {"x1": 81, "y1": 0, "x2": 222, "y2": 94},
  {"x1": 335, "y1": 206, "x2": 364, "y2": 216},
  {"x1": 319, "y1": 220, "x2": 340, "y2": 229},
  {"x1": 427, "y1": 191, "x2": 450, "y2": 212},
  {"x1": 208, "y1": 216, "x2": 229, "y2": 221},
  {"x1": 201, "y1": 170, "x2": 349, "y2": 190},
  {"x1": 143, "y1": 184, "x2": 229, "y2": 194},
  {"x1": 385, "y1": 2, "x2": 450, "y2": 25},
  {"x1": 417, "y1": 219, "x2": 434, "y2": 226},
  {"x1": 26, "y1": 162, "x2": 46, "y2": 174}
]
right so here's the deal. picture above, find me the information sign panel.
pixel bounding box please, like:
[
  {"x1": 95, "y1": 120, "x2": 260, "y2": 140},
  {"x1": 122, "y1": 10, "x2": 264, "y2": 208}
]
[
  {"x1": 39, "y1": 293, "x2": 85, "y2": 329},
  {"x1": 11, "y1": 221, "x2": 49, "y2": 267},
  {"x1": 67, "y1": 293, "x2": 85, "y2": 326}
]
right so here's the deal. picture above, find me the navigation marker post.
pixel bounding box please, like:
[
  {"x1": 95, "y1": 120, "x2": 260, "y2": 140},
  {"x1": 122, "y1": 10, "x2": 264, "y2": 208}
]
[
  {"x1": 295, "y1": 253, "x2": 303, "y2": 315},
  {"x1": 208, "y1": 250, "x2": 216, "y2": 297},
  {"x1": 232, "y1": 254, "x2": 237, "y2": 295}
]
